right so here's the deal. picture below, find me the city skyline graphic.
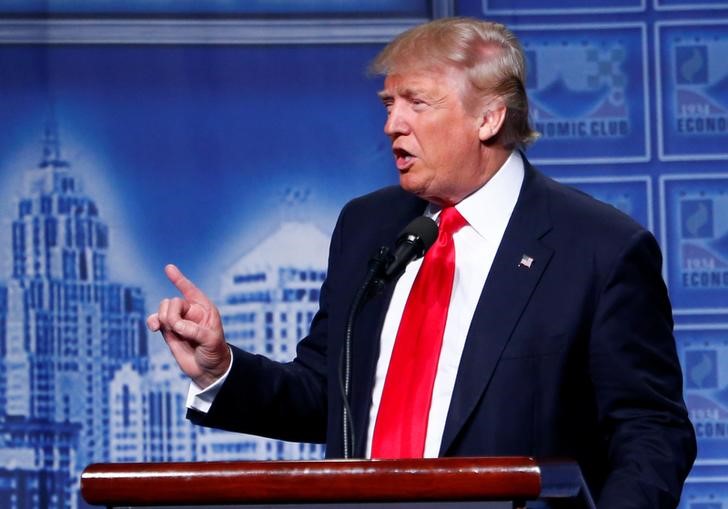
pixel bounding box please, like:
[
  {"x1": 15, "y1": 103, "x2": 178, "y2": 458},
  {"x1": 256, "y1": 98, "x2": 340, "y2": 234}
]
[
  {"x1": 0, "y1": 119, "x2": 328, "y2": 508},
  {"x1": 0, "y1": 3, "x2": 726, "y2": 507}
]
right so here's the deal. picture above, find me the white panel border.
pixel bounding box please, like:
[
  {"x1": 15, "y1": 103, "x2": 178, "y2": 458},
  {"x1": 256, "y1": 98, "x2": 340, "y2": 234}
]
[
  {"x1": 0, "y1": 0, "x2": 452, "y2": 44},
  {"x1": 483, "y1": 0, "x2": 645, "y2": 15},
  {"x1": 655, "y1": 0, "x2": 728, "y2": 11},
  {"x1": 0, "y1": 18, "x2": 430, "y2": 45}
]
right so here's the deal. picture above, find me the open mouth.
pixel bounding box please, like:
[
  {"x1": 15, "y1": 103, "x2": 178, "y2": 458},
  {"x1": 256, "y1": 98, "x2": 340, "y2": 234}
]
[{"x1": 393, "y1": 147, "x2": 415, "y2": 169}]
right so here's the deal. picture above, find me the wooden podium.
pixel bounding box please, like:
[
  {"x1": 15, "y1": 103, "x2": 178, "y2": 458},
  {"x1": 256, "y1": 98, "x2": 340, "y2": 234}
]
[{"x1": 81, "y1": 457, "x2": 595, "y2": 509}]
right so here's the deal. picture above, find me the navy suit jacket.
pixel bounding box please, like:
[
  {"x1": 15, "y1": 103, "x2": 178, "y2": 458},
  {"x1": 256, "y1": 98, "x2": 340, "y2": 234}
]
[{"x1": 190, "y1": 160, "x2": 696, "y2": 508}]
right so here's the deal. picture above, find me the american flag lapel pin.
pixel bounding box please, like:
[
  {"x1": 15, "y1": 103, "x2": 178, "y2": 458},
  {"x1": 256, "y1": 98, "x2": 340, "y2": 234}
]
[{"x1": 518, "y1": 254, "x2": 534, "y2": 269}]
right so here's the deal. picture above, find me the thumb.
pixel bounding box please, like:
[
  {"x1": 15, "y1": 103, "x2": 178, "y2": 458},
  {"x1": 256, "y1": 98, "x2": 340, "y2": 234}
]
[{"x1": 172, "y1": 319, "x2": 219, "y2": 346}]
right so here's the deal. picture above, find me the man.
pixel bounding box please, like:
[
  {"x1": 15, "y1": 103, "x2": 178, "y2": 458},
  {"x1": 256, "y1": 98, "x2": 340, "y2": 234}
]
[{"x1": 148, "y1": 18, "x2": 696, "y2": 508}]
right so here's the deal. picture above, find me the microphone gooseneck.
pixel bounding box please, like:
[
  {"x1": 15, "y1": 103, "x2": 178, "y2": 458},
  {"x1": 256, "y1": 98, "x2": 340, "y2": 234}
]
[{"x1": 339, "y1": 215, "x2": 439, "y2": 458}]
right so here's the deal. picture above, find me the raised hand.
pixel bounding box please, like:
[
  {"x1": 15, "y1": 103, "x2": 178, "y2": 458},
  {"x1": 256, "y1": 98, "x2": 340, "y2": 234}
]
[{"x1": 147, "y1": 264, "x2": 231, "y2": 388}]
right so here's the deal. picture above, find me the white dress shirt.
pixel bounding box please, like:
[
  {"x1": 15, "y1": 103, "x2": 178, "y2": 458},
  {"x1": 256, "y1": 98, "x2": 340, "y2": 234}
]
[
  {"x1": 188, "y1": 151, "x2": 525, "y2": 458},
  {"x1": 366, "y1": 151, "x2": 524, "y2": 457}
]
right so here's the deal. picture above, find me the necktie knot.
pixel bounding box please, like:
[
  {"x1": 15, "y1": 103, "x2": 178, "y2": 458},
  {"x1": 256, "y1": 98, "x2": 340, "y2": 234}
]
[{"x1": 437, "y1": 207, "x2": 467, "y2": 239}]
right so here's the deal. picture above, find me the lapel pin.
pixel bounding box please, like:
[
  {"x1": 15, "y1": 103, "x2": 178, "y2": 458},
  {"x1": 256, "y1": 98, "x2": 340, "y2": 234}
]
[{"x1": 518, "y1": 254, "x2": 534, "y2": 269}]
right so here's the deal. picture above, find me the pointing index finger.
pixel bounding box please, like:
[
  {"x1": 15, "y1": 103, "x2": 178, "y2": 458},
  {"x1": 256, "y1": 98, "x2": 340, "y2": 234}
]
[{"x1": 165, "y1": 264, "x2": 210, "y2": 305}]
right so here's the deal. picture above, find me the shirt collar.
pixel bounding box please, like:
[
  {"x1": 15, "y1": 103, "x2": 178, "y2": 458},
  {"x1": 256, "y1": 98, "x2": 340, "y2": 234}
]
[{"x1": 426, "y1": 150, "x2": 525, "y2": 244}]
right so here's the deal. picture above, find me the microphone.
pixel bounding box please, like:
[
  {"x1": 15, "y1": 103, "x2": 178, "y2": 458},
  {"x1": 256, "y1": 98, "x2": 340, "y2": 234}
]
[
  {"x1": 384, "y1": 216, "x2": 439, "y2": 280},
  {"x1": 339, "y1": 215, "x2": 439, "y2": 459}
]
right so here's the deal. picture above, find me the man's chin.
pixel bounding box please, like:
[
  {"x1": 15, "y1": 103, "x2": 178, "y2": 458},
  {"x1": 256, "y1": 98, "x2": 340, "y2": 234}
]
[
  {"x1": 398, "y1": 175, "x2": 427, "y2": 198},
  {"x1": 399, "y1": 179, "x2": 443, "y2": 205},
  {"x1": 398, "y1": 176, "x2": 454, "y2": 206}
]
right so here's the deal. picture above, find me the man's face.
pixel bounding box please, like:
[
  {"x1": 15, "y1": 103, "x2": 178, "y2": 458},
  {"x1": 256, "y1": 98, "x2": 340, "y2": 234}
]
[{"x1": 379, "y1": 66, "x2": 489, "y2": 206}]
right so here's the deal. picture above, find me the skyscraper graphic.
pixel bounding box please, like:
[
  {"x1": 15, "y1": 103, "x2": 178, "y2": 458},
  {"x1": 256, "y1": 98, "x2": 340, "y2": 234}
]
[
  {"x1": 0, "y1": 119, "x2": 150, "y2": 506},
  {"x1": 109, "y1": 352, "x2": 197, "y2": 463},
  {"x1": 0, "y1": 120, "x2": 332, "y2": 507},
  {"x1": 197, "y1": 221, "x2": 329, "y2": 461},
  {"x1": 0, "y1": 416, "x2": 79, "y2": 509}
]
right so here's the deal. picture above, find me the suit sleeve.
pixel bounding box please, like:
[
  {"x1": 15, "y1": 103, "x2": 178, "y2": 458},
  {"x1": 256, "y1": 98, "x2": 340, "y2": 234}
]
[
  {"x1": 186, "y1": 206, "x2": 348, "y2": 443},
  {"x1": 590, "y1": 229, "x2": 696, "y2": 508}
]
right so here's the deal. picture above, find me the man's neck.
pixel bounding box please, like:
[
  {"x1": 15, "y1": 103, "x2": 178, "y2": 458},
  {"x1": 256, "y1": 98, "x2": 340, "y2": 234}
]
[{"x1": 444, "y1": 146, "x2": 514, "y2": 207}]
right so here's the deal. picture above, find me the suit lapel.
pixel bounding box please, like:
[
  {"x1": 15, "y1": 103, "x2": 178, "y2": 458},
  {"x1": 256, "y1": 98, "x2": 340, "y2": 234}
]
[{"x1": 440, "y1": 164, "x2": 555, "y2": 455}]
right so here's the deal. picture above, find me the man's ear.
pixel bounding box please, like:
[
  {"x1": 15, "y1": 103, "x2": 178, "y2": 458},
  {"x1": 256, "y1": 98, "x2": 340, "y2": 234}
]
[{"x1": 478, "y1": 103, "x2": 507, "y2": 142}]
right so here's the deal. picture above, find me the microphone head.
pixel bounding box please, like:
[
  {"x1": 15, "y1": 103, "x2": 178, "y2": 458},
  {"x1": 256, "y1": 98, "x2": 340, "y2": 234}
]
[
  {"x1": 382, "y1": 216, "x2": 439, "y2": 281},
  {"x1": 397, "y1": 216, "x2": 439, "y2": 255}
]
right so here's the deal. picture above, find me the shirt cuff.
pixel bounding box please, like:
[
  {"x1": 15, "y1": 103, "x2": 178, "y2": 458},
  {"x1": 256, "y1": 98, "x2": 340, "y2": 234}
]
[{"x1": 185, "y1": 346, "x2": 234, "y2": 413}]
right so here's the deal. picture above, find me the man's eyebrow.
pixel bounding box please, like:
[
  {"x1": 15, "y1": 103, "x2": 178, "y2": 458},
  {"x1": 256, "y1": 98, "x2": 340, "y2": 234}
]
[{"x1": 377, "y1": 87, "x2": 426, "y2": 101}]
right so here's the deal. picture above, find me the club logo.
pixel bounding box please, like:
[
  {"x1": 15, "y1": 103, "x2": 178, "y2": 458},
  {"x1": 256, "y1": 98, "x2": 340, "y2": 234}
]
[
  {"x1": 686, "y1": 350, "x2": 719, "y2": 389},
  {"x1": 677, "y1": 328, "x2": 728, "y2": 460},
  {"x1": 661, "y1": 175, "x2": 728, "y2": 312},
  {"x1": 681, "y1": 199, "x2": 714, "y2": 239},
  {"x1": 679, "y1": 196, "x2": 728, "y2": 290},
  {"x1": 674, "y1": 44, "x2": 727, "y2": 135},
  {"x1": 517, "y1": 24, "x2": 648, "y2": 163},
  {"x1": 529, "y1": 41, "x2": 628, "y2": 138},
  {"x1": 657, "y1": 22, "x2": 728, "y2": 160}
]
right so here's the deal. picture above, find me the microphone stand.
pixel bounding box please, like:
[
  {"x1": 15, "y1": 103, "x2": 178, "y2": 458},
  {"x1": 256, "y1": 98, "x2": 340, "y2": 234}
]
[{"x1": 339, "y1": 247, "x2": 391, "y2": 459}]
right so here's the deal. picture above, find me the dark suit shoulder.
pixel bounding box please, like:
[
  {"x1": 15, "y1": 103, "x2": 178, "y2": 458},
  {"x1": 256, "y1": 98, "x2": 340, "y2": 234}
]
[
  {"x1": 538, "y1": 171, "x2": 642, "y2": 235},
  {"x1": 334, "y1": 185, "x2": 427, "y2": 239},
  {"x1": 527, "y1": 169, "x2": 649, "y2": 256},
  {"x1": 517, "y1": 166, "x2": 662, "y2": 284},
  {"x1": 341, "y1": 185, "x2": 420, "y2": 215}
]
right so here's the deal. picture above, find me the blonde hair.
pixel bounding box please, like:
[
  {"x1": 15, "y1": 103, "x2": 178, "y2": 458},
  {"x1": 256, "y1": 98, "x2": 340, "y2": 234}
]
[{"x1": 370, "y1": 17, "x2": 539, "y2": 148}]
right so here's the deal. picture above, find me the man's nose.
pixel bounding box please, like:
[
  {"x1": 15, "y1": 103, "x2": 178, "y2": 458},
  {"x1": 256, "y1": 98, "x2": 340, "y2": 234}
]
[{"x1": 384, "y1": 104, "x2": 410, "y2": 137}]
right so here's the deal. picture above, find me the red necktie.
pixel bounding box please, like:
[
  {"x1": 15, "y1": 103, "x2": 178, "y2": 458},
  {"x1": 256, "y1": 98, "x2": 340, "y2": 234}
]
[{"x1": 371, "y1": 207, "x2": 467, "y2": 458}]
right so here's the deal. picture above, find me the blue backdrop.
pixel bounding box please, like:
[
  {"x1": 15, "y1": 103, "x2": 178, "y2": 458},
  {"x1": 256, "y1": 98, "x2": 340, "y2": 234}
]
[{"x1": 0, "y1": 1, "x2": 726, "y2": 508}]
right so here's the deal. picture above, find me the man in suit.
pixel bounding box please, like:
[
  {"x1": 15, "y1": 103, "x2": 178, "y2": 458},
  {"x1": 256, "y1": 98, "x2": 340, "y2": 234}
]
[{"x1": 148, "y1": 18, "x2": 696, "y2": 508}]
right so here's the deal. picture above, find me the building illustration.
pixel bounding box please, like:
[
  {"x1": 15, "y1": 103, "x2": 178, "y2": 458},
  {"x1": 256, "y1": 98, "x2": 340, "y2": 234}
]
[
  {"x1": 201, "y1": 220, "x2": 329, "y2": 461},
  {"x1": 0, "y1": 120, "x2": 150, "y2": 507},
  {"x1": 0, "y1": 121, "x2": 328, "y2": 507}
]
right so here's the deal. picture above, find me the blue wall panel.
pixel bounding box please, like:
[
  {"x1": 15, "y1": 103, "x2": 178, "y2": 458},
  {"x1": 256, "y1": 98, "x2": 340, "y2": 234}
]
[{"x1": 0, "y1": 1, "x2": 726, "y2": 507}]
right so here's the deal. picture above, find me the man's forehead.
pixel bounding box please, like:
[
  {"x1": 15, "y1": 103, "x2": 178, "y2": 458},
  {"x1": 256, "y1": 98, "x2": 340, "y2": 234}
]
[{"x1": 379, "y1": 68, "x2": 462, "y2": 97}]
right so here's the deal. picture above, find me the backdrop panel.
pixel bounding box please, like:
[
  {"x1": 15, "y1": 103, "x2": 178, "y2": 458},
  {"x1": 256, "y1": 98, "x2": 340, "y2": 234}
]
[{"x1": 0, "y1": 1, "x2": 727, "y2": 508}]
